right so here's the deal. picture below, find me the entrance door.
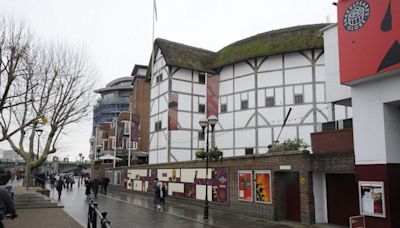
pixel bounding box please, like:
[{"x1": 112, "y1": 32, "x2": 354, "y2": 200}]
[{"x1": 286, "y1": 172, "x2": 301, "y2": 222}]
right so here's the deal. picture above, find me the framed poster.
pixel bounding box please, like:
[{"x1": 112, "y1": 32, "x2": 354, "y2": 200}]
[
  {"x1": 358, "y1": 181, "x2": 386, "y2": 218},
  {"x1": 254, "y1": 170, "x2": 272, "y2": 204},
  {"x1": 349, "y1": 215, "x2": 365, "y2": 228},
  {"x1": 238, "y1": 170, "x2": 252, "y2": 201}
]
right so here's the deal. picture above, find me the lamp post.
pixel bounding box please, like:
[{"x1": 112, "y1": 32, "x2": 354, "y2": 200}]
[
  {"x1": 198, "y1": 115, "x2": 218, "y2": 220},
  {"x1": 35, "y1": 128, "x2": 43, "y2": 173}
]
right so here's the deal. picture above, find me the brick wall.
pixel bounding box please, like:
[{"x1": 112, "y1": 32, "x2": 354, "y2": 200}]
[{"x1": 106, "y1": 151, "x2": 355, "y2": 224}]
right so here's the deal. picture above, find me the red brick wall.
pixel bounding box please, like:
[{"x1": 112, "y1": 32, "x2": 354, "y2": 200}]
[{"x1": 311, "y1": 128, "x2": 354, "y2": 154}]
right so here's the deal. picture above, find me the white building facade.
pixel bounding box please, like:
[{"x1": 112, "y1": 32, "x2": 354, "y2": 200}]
[{"x1": 149, "y1": 24, "x2": 341, "y2": 164}]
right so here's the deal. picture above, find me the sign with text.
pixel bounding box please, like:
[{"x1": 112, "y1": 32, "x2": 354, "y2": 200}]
[
  {"x1": 349, "y1": 215, "x2": 365, "y2": 228},
  {"x1": 338, "y1": 0, "x2": 400, "y2": 84}
]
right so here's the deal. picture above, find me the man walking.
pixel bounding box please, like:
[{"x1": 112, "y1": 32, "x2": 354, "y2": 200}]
[
  {"x1": 102, "y1": 177, "x2": 110, "y2": 195},
  {"x1": 56, "y1": 177, "x2": 65, "y2": 200}
]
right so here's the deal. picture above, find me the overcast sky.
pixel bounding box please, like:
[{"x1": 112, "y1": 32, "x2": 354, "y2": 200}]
[{"x1": 0, "y1": 0, "x2": 337, "y2": 161}]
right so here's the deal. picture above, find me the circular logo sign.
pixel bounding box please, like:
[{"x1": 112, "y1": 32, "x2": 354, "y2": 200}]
[{"x1": 343, "y1": 1, "x2": 370, "y2": 31}]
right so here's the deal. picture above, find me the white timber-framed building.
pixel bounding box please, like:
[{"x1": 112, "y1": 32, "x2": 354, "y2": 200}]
[{"x1": 148, "y1": 23, "x2": 350, "y2": 164}]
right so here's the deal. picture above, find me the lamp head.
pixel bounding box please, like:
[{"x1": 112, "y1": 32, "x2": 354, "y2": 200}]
[
  {"x1": 208, "y1": 115, "x2": 218, "y2": 127},
  {"x1": 199, "y1": 118, "x2": 208, "y2": 128}
]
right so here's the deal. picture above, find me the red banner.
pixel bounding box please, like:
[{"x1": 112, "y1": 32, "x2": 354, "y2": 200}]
[
  {"x1": 338, "y1": 0, "x2": 400, "y2": 84},
  {"x1": 116, "y1": 120, "x2": 124, "y2": 149},
  {"x1": 168, "y1": 93, "x2": 178, "y2": 130},
  {"x1": 207, "y1": 74, "x2": 220, "y2": 117}
]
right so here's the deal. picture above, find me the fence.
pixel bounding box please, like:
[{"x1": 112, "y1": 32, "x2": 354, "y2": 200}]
[{"x1": 87, "y1": 198, "x2": 112, "y2": 228}]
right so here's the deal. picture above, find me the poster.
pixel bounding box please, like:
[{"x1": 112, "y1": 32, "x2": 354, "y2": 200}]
[
  {"x1": 255, "y1": 170, "x2": 272, "y2": 204},
  {"x1": 359, "y1": 181, "x2": 386, "y2": 218},
  {"x1": 238, "y1": 170, "x2": 252, "y2": 201},
  {"x1": 349, "y1": 215, "x2": 365, "y2": 228}
]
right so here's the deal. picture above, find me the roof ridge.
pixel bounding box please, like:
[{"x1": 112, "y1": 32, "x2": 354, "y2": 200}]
[{"x1": 155, "y1": 38, "x2": 216, "y2": 54}]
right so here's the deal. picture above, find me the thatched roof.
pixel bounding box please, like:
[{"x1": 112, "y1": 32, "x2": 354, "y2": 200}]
[
  {"x1": 155, "y1": 38, "x2": 216, "y2": 72},
  {"x1": 212, "y1": 23, "x2": 329, "y2": 68}
]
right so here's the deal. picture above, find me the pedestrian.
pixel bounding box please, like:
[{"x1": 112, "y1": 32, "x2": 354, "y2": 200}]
[
  {"x1": 153, "y1": 178, "x2": 161, "y2": 209},
  {"x1": 85, "y1": 177, "x2": 92, "y2": 198},
  {"x1": 0, "y1": 188, "x2": 17, "y2": 228},
  {"x1": 92, "y1": 178, "x2": 100, "y2": 198},
  {"x1": 56, "y1": 177, "x2": 65, "y2": 200},
  {"x1": 102, "y1": 176, "x2": 110, "y2": 195},
  {"x1": 161, "y1": 182, "x2": 167, "y2": 205},
  {"x1": 69, "y1": 175, "x2": 75, "y2": 189}
]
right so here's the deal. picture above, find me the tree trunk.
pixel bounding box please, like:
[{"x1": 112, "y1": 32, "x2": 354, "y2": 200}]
[{"x1": 23, "y1": 163, "x2": 33, "y2": 187}]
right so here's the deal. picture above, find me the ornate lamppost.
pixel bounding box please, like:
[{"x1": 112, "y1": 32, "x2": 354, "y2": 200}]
[{"x1": 198, "y1": 115, "x2": 218, "y2": 220}]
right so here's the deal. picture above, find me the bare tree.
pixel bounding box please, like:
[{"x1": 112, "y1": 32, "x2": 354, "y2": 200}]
[{"x1": 1, "y1": 16, "x2": 96, "y2": 185}]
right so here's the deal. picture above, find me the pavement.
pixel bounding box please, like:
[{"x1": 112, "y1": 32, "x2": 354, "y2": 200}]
[{"x1": 3, "y1": 179, "x2": 347, "y2": 228}]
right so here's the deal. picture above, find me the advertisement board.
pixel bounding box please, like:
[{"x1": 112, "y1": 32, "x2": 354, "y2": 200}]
[
  {"x1": 238, "y1": 170, "x2": 253, "y2": 201},
  {"x1": 358, "y1": 181, "x2": 386, "y2": 218}
]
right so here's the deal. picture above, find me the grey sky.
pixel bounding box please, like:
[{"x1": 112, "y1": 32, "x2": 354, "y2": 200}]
[{"x1": 0, "y1": 0, "x2": 337, "y2": 161}]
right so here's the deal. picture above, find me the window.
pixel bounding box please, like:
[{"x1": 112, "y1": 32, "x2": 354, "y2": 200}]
[
  {"x1": 199, "y1": 73, "x2": 205, "y2": 84},
  {"x1": 265, "y1": 97, "x2": 275, "y2": 107},
  {"x1": 198, "y1": 131, "x2": 205, "y2": 141},
  {"x1": 245, "y1": 148, "x2": 254, "y2": 155},
  {"x1": 221, "y1": 104, "x2": 227, "y2": 113},
  {"x1": 241, "y1": 100, "x2": 248, "y2": 110},
  {"x1": 155, "y1": 121, "x2": 162, "y2": 131},
  {"x1": 294, "y1": 94, "x2": 304, "y2": 104},
  {"x1": 155, "y1": 74, "x2": 163, "y2": 83},
  {"x1": 198, "y1": 104, "x2": 205, "y2": 113}
]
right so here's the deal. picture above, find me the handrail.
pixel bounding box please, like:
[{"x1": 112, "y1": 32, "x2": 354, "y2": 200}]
[{"x1": 87, "y1": 198, "x2": 112, "y2": 228}]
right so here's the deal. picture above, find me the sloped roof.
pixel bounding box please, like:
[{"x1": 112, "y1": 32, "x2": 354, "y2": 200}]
[
  {"x1": 212, "y1": 23, "x2": 329, "y2": 68},
  {"x1": 155, "y1": 38, "x2": 216, "y2": 72}
]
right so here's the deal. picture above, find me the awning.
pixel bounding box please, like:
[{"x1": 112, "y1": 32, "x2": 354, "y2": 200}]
[{"x1": 98, "y1": 154, "x2": 122, "y2": 161}]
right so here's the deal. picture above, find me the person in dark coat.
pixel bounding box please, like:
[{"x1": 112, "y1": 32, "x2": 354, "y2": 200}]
[
  {"x1": 161, "y1": 182, "x2": 167, "y2": 205},
  {"x1": 56, "y1": 178, "x2": 65, "y2": 200},
  {"x1": 85, "y1": 177, "x2": 92, "y2": 198},
  {"x1": 92, "y1": 178, "x2": 100, "y2": 198},
  {"x1": 0, "y1": 188, "x2": 17, "y2": 228},
  {"x1": 102, "y1": 177, "x2": 110, "y2": 195}
]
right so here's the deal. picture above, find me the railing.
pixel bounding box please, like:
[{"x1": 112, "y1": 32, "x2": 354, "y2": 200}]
[{"x1": 87, "y1": 198, "x2": 112, "y2": 228}]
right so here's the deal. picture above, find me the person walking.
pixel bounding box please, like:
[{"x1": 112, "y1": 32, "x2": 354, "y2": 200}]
[
  {"x1": 102, "y1": 177, "x2": 110, "y2": 195},
  {"x1": 153, "y1": 178, "x2": 162, "y2": 209},
  {"x1": 56, "y1": 177, "x2": 65, "y2": 200},
  {"x1": 161, "y1": 182, "x2": 167, "y2": 205},
  {"x1": 0, "y1": 188, "x2": 17, "y2": 228},
  {"x1": 92, "y1": 178, "x2": 100, "y2": 198},
  {"x1": 85, "y1": 177, "x2": 92, "y2": 198}
]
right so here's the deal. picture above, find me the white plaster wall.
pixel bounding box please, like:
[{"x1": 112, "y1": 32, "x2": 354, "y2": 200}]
[
  {"x1": 259, "y1": 107, "x2": 283, "y2": 124},
  {"x1": 150, "y1": 99, "x2": 158, "y2": 116},
  {"x1": 284, "y1": 52, "x2": 309, "y2": 68},
  {"x1": 235, "y1": 62, "x2": 253, "y2": 77},
  {"x1": 149, "y1": 150, "x2": 157, "y2": 164},
  {"x1": 173, "y1": 68, "x2": 192, "y2": 81},
  {"x1": 258, "y1": 127, "x2": 273, "y2": 147},
  {"x1": 258, "y1": 71, "x2": 283, "y2": 87},
  {"x1": 316, "y1": 84, "x2": 326, "y2": 103},
  {"x1": 193, "y1": 84, "x2": 205, "y2": 96},
  {"x1": 274, "y1": 126, "x2": 297, "y2": 142},
  {"x1": 172, "y1": 80, "x2": 191, "y2": 94},
  {"x1": 315, "y1": 66, "x2": 325, "y2": 82},
  {"x1": 171, "y1": 149, "x2": 191, "y2": 162},
  {"x1": 220, "y1": 65, "x2": 233, "y2": 81},
  {"x1": 235, "y1": 129, "x2": 255, "y2": 148},
  {"x1": 285, "y1": 67, "x2": 312, "y2": 84},
  {"x1": 216, "y1": 130, "x2": 234, "y2": 148},
  {"x1": 160, "y1": 80, "x2": 169, "y2": 94},
  {"x1": 304, "y1": 85, "x2": 313, "y2": 103},
  {"x1": 159, "y1": 95, "x2": 168, "y2": 111},
  {"x1": 258, "y1": 55, "x2": 282, "y2": 71},
  {"x1": 313, "y1": 172, "x2": 328, "y2": 223},
  {"x1": 323, "y1": 25, "x2": 351, "y2": 103},
  {"x1": 228, "y1": 95, "x2": 234, "y2": 111},
  {"x1": 151, "y1": 88, "x2": 158, "y2": 101},
  {"x1": 235, "y1": 75, "x2": 254, "y2": 92},
  {"x1": 299, "y1": 125, "x2": 314, "y2": 147},
  {"x1": 235, "y1": 110, "x2": 254, "y2": 128},
  {"x1": 178, "y1": 94, "x2": 192, "y2": 112},
  {"x1": 220, "y1": 80, "x2": 234, "y2": 95},
  {"x1": 275, "y1": 88, "x2": 284, "y2": 106},
  {"x1": 221, "y1": 149, "x2": 234, "y2": 157},
  {"x1": 171, "y1": 130, "x2": 192, "y2": 148},
  {"x1": 289, "y1": 105, "x2": 313, "y2": 124},
  {"x1": 219, "y1": 113, "x2": 234, "y2": 129},
  {"x1": 352, "y1": 75, "x2": 400, "y2": 164},
  {"x1": 192, "y1": 113, "x2": 204, "y2": 131}
]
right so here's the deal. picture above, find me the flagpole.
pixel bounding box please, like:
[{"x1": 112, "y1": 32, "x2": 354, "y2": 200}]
[
  {"x1": 128, "y1": 113, "x2": 132, "y2": 167},
  {"x1": 114, "y1": 119, "x2": 117, "y2": 168},
  {"x1": 152, "y1": 0, "x2": 158, "y2": 163}
]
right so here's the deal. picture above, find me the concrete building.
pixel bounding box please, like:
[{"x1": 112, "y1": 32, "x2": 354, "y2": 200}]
[
  {"x1": 0, "y1": 149, "x2": 23, "y2": 162},
  {"x1": 148, "y1": 23, "x2": 351, "y2": 164}
]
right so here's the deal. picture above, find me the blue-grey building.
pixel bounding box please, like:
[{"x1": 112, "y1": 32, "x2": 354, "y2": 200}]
[{"x1": 92, "y1": 77, "x2": 132, "y2": 135}]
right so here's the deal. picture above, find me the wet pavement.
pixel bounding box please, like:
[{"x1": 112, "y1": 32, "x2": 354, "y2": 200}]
[{"x1": 49, "y1": 178, "x2": 297, "y2": 228}]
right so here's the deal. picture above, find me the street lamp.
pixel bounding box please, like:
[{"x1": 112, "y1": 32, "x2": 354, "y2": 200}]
[
  {"x1": 96, "y1": 145, "x2": 102, "y2": 159},
  {"x1": 198, "y1": 115, "x2": 218, "y2": 220}
]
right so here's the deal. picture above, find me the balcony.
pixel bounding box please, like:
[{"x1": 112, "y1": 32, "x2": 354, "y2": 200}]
[{"x1": 311, "y1": 119, "x2": 354, "y2": 154}]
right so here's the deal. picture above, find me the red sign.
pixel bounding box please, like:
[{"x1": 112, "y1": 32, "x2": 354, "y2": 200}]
[
  {"x1": 338, "y1": 0, "x2": 400, "y2": 84},
  {"x1": 238, "y1": 171, "x2": 252, "y2": 201},
  {"x1": 349, "y1": 215, "x2": 365, "y2": 228}
]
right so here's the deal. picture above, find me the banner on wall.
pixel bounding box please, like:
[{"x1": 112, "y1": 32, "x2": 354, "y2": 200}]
[
  {"x1": 131, "y1": 113, "x2": 140, "y2": 142},
  {"x1": 207, "y1": 74, "x2": 220, "y2": 117},
  {"x1": 238, "y1": 170, "x2": 253, "y2": 201},
  {"x1": 116, "y1": 120, "x2": 124, "y2": 148},
  {"x1": 168, "y1": 93, "x2": 178, "y2": 130},
  {"x1": 254, "y1": 170, "x2": 272, "y2": 204}
]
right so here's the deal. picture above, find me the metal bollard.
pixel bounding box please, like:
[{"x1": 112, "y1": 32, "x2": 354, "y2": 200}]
[{"x1": 92, "y1": 202, "x2": 98, "y2": 228}]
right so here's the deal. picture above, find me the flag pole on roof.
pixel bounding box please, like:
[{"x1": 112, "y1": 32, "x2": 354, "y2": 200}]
[{"x1": 151, "y1": 0, "x2": 157, "y2": 82}]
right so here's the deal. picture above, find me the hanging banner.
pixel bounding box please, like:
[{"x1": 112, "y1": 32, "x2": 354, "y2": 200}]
[
  {"x1": 338, "y1": 0, "x2": 400, "y2": 84},
  {"x1": 255, "y1": 170, "x2": 272, "y2": 204},
  {"x1": 168, "y1": 92, "x2": 178, "y2": 130},
  {"x1": 116, "y1": 120, "x2": 124, "y2": 149},
  {"x1": 238, "y1": 170, "x2": 253, "y2": 201},
  {"x1": 207, "y1": 74, "x2": 220, "y2": 117},
  {"x1": 131, "y1": 113, "x2": 140, "y2": 142}
]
